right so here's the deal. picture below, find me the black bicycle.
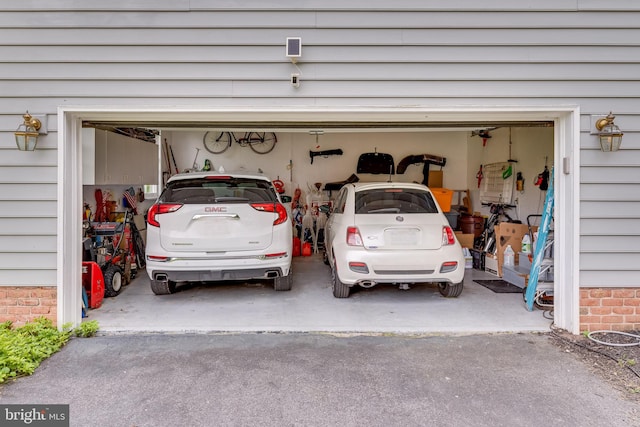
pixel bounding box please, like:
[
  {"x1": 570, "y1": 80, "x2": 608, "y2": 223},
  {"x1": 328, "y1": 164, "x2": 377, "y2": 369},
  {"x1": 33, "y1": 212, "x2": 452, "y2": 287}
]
[
  {"x1": 203, "y1": 131, "x2": 277, "y2": 155},
  {"x1": 476, "y1": 203, "x2": 520, "y2": 253},
  {"x1": 124, "y1": 210, "x2": 146, "y2": 269}
]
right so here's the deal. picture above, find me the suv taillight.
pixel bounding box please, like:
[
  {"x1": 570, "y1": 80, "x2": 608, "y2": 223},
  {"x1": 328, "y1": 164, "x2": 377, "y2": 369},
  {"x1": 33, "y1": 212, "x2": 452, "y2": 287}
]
[
  {"x1": 251, "y1": 202, "x2": 288, "y2": 226},
  {"x1": 442, "y1": 226, "x2": 456, "y2": 246},
  {"x1": 147, "y1": 203, "x2": 183, "y2": 227},
  {"x1": 346, "y1": 226, "x2": 363, "y2": 246}
]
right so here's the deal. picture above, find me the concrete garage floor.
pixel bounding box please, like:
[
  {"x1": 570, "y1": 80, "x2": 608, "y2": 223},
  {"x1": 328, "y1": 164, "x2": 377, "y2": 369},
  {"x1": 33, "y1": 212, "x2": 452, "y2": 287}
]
[{"x1": 88, "y1": 254, "x2": 552, "y2": 334}]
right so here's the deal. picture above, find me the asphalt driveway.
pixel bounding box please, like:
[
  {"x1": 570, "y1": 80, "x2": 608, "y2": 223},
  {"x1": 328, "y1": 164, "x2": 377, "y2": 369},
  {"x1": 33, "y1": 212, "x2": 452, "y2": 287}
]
[{"x1": 0, "y1": 333, "x2": 638, "y2": 427}]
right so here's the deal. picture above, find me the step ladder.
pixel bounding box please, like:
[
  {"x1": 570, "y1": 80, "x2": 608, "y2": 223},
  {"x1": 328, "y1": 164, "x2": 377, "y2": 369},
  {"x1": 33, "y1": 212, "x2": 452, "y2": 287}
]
[{"x1": 525, "y1": 168, "x2": 554, "y2": 311}]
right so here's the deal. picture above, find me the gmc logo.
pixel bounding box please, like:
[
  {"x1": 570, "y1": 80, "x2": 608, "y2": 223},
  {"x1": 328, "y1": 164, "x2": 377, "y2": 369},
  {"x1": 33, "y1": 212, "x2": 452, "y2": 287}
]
[{"x1": 205, "y1": 206, "x2": 227, "y2": 213}]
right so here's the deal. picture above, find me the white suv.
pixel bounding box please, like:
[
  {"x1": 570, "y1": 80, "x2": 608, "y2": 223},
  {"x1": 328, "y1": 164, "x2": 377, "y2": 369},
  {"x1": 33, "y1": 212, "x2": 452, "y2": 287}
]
[{"x1": 145, "y1": 171, "x2": 292, "y2": 295}]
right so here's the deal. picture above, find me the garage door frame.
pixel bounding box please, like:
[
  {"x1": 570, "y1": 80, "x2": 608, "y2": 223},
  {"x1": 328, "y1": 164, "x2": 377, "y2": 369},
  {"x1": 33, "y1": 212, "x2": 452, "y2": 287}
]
[{"x1": 58, "y1": 105, "x2": 580, "y2": 333}]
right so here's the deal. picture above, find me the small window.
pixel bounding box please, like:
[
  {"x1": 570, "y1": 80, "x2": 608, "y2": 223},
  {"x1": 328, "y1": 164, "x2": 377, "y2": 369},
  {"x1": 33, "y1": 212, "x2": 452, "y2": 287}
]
[{"x1": 143, "y1": 184, "x2": 158, "y2": 198}]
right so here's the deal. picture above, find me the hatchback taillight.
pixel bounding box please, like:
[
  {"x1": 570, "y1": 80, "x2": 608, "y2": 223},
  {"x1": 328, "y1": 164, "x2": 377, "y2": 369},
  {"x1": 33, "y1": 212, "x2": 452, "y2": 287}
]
[
  {"x1": 442, "y1": 226, "x2": 456, "y2": 246},
  {"x1": 440, "y1": 261, "x2": 458, "y2": 273},
  {"x1": 346, "y1": 226, "x2": 363, "y2": 246},
  {"x1": 251, "y1": 202, "x2": 288, "y2": 225},
  {"x1": 147, "y1": 203, "x2": 183, "y2": 227}
]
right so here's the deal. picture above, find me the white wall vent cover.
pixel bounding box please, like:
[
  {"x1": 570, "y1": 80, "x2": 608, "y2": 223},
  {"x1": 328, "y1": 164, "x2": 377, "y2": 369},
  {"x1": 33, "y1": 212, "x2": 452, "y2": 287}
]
[{"x1": 286, "y1": 37, "x2": 302, "y2": 60}]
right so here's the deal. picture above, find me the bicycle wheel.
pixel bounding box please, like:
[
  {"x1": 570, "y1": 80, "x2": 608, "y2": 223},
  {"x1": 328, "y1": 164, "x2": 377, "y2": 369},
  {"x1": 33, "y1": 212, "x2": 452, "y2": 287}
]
[
  {"x1": 247, "y1": 132, "x2": 277, "y2": 154},
  {"x1": 203, "y1": 131, "x2": 231, "y2": 154},
  {"x1": 132, "y1": 227, "x2": 146, "y2": 269}
]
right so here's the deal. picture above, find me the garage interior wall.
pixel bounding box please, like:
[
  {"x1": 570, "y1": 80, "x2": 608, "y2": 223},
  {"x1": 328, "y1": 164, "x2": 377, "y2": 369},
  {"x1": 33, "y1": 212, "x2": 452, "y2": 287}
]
[
  {"x1": 160, "y1": 127, "x2": 554, "y2": 222},
  {"x1": 0, "y1": 2, "x2": 638, "y2": 331}
]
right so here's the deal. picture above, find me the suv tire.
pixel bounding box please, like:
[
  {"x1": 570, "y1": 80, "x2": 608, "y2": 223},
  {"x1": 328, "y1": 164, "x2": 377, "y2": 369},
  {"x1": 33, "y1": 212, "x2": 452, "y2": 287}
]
[
  {"x1": 274, "y1": 270, "x2": 292, "y2": 291},
  {"x1": 150, "y1": 279, "x2": 177, "y2": 295}
]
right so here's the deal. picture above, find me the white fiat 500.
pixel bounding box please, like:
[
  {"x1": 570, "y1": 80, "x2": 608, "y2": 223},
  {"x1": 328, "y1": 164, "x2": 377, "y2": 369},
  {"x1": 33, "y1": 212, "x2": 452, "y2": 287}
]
[
  {"x1": 145, "y1": 172, "x2": 292, "y2": 295},
  {"x1": 324, "y1": 182, "x2": 465, "y2": 298}
]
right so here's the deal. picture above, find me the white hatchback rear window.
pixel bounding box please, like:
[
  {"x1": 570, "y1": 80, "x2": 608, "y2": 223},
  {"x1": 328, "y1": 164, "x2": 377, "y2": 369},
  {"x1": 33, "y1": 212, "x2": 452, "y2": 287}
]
[{"x1": 355, "y1": 189, "x2": 439, "y2": 214}]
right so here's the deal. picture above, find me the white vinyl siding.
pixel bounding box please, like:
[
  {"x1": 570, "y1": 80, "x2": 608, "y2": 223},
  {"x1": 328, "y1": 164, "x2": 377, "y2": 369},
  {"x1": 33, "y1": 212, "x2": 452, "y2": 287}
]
[{"x1": 0, "y1": 1, "x2": 639, "y2": 288}]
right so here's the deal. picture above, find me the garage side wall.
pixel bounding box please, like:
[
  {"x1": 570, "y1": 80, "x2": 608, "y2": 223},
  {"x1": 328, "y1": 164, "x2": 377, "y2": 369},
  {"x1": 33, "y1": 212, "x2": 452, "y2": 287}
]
[{"x1": 0, "y1": 2, "x2": 639, "y2": 330}]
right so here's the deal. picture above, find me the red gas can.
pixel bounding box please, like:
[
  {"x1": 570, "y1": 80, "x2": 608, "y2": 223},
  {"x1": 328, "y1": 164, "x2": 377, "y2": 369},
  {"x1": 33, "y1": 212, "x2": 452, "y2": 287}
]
[
  {"x1": 292, "y1": 237, "x2": 301, "y2": 257},
  {"x1": 302, "y1": 242, "x2": 312, "y2": 257}
]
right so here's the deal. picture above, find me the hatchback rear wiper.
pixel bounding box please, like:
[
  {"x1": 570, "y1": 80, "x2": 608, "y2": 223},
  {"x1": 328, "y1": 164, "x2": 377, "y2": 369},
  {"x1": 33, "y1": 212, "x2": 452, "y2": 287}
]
[{"x1": 367, "y1": 207, "x2": 401, "y2": 214}]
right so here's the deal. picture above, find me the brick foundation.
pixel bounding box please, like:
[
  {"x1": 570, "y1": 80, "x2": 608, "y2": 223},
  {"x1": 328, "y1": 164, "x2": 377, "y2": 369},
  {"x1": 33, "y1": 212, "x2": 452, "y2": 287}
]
[
  {"x1": 580, "y1": 288, "x2": 640, "y2": 332},
  {"x1": 0, "y1": 286, "x2": 57, "y2": 327}
]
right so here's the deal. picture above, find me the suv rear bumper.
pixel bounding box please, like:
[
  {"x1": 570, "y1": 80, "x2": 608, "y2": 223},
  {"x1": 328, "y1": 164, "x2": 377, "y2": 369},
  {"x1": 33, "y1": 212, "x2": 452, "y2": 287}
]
[{"x1": 150, "y1": 267, "x2": 286, "y2": 282}]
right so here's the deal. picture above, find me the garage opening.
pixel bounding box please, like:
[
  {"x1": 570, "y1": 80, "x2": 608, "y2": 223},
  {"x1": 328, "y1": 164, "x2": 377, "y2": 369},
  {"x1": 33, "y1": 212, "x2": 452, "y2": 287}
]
[{"x1": 60, "y1": 107, "x2": 579, "y2": 334}]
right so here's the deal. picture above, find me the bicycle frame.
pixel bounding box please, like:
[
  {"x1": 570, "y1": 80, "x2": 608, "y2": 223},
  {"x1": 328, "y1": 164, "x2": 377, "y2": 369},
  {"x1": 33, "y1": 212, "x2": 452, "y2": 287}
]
[
  {"x1": 203, "y1": 131, "x2": 277, "y2": 155},
  {"x1": 477, "y1": 203, "x2": 517, "y2": 253}
]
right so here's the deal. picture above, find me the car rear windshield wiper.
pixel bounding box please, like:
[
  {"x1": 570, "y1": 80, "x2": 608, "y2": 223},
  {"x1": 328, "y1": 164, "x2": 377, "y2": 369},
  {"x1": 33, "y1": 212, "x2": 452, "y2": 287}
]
[
  {"x1": 366, "y1": 207, "x2": 401, "y2": 214},
  {"x1": 214, "y1": 196, "x2": 251, "y2": 203}
]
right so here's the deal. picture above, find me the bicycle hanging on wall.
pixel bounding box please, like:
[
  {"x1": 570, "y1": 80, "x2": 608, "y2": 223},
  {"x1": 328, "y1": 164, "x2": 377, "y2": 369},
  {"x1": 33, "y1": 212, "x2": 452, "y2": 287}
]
[{"x1": 203, "y1": 131, "x2": 277, "y2": 155}]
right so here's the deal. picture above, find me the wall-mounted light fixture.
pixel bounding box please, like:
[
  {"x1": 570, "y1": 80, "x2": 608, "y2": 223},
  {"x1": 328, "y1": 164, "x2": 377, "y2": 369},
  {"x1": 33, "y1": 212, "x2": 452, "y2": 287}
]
[
  {"x1": 594, "y1": 112, "x2": 623, "y2": 152},
  {"x1": 15, "y1": 111, "x2": 42, "y2": 151},
  {"x1": 286, "y1": 37, "x2": 302, "y2": 63}
]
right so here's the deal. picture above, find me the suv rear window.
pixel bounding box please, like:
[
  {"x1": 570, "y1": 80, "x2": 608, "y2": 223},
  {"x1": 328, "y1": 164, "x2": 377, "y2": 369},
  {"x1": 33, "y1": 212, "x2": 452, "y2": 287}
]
[
  {"x1": 161, "y1": 177, "x2": 278, "y2": 204},
  {"x1": 355, "y1": 188, "x2": 439, "y2": 214}
]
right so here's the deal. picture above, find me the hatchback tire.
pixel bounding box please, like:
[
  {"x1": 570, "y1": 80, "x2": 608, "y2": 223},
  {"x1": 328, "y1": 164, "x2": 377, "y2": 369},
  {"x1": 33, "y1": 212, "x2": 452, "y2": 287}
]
[
  {"x1": 150, "y1": 279, "x2": 177, "y2": 295},
  {"x1": 438, "y1": 281, "x2": 464, "y2": 298},
  {"x1": 331, "y1": 261, "x2": 350, "y2": 298},
  {"x1": 274, "y1": 271, "x2": 292, "y2": 291}
]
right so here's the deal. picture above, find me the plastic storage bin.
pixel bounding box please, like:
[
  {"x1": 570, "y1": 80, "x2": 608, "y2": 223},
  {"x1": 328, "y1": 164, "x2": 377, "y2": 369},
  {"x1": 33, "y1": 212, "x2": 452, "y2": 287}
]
[
  {"x1": 444, "y1": 211, "x2": 460, "y2": 229},
  {"x1": 470, "y1": 249, "x2": 485, "y2": 270},
  {"x1": 430, "y1": 188, "x2": 454, "y2": 212}
]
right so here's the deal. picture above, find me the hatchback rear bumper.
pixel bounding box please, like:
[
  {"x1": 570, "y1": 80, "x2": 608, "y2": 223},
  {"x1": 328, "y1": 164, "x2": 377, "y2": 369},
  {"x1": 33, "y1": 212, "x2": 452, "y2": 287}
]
[{"x1": 333, "y1": 246, "x2": 465, "y2": 286}]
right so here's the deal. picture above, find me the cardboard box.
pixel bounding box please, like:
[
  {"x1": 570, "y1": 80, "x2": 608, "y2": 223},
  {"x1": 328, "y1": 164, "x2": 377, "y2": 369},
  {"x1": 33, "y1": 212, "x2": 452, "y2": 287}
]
[
  {"x1": 428, "y1": 170, "x2": 443, "y2": 188},
  {"x1": 454, "y1": 232, "x2": 475, "y2": 249},
  {"x1": 495, "y1": 223, "x2": 537, "y2": 276},
  {"x1": 485, "y1": 254, "x2": 499, "y2": 276}
]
